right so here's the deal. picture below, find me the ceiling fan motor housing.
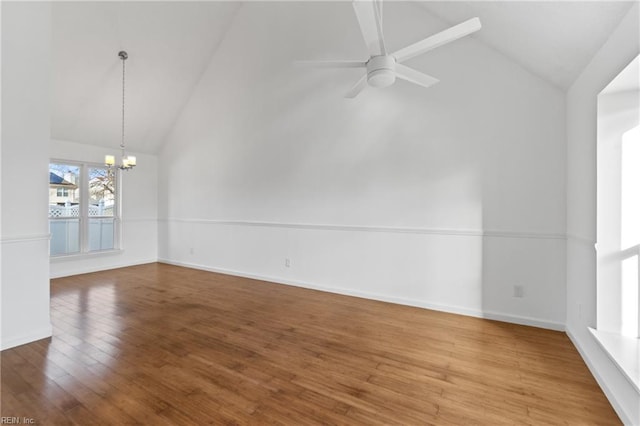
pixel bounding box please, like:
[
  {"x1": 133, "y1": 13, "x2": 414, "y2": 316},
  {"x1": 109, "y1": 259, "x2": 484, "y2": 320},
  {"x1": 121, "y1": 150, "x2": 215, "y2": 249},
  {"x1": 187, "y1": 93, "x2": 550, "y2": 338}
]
[{"x1": 366, "y1": 55, "x2": 396, "y2": 88}]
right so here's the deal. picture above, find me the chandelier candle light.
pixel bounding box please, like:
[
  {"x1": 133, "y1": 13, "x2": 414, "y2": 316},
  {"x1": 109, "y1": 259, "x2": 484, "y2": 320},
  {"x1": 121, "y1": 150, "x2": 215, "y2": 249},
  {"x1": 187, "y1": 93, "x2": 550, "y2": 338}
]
[{"x1": 106, "y1": 51, "x2": 136, "y2": 170}]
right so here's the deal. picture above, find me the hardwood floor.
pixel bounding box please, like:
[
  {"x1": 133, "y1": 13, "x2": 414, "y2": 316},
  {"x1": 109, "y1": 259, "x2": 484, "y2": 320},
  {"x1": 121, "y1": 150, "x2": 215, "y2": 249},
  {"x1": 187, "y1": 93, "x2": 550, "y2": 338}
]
[{"x1": 2, "y1": 263, "x2": 620, "y2": 425}]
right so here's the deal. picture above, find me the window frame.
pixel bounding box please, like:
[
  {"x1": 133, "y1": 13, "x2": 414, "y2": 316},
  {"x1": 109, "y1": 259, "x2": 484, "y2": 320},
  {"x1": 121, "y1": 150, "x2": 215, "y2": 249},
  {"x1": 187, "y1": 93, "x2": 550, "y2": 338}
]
[
  {"x1": 49, "y1": 159, "x2": 122, "y2": 257},
  {"x1": 593, "y1": 59, "x2": 640, "y2": 394}
]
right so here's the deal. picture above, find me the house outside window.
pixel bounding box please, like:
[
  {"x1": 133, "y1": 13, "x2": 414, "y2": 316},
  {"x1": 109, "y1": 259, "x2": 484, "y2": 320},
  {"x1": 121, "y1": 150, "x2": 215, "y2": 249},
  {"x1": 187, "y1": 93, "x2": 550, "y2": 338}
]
[{"x1": 49, "y1": 161, "x2": 119, "y2": 256}]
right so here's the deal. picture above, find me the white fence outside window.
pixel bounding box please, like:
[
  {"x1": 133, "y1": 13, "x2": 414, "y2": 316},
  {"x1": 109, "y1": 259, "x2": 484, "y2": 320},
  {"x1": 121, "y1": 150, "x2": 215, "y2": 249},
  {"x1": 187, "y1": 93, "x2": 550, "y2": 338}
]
[{"x1": 49, "y1": 204, "x2": 115, "y2": 255}]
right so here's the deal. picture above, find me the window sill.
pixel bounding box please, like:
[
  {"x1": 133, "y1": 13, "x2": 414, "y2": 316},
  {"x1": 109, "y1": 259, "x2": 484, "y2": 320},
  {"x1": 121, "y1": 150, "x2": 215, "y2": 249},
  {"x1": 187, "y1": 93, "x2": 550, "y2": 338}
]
[
  {"x1": 50, "y1": 249, "x2": 123, "y2": 262},
  {"x1": 590, "y1": 327, "x2": 640, "y2": 393}
]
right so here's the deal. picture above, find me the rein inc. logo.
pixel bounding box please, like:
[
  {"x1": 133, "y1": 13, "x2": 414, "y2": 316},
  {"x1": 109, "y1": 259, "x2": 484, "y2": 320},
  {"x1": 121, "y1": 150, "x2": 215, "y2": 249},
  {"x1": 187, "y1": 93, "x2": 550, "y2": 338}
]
[{"x1": 0, "y1": 418, "x2": 35, "y2": 425}]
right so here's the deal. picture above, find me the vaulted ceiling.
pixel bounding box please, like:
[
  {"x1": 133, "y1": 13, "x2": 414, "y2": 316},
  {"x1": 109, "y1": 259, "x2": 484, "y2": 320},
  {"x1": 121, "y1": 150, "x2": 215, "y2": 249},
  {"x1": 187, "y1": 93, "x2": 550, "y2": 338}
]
[
  {"x1": 416, "y1": 1, "x2": 635, "y2": 89},
  {"x1": 51, "y1": 1, "x2": 636, "y2": 154},
  {"x1": 52, "y1": 2, "x2": 241, "y2": 154}
]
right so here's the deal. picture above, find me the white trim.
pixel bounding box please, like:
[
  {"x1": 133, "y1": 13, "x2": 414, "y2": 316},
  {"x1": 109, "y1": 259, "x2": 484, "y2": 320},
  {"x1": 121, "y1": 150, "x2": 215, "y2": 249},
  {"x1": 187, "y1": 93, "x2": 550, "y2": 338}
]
[
  {"x1": 590, "y1": 327, "x2": 640, "y2": 393},
  {"x1": 158, "y1": 258, "x2": 565, "y2": 331},
  {"x1": 0, "y1": 234, "x2": 50, "y2": 244},
  {"x1": 480, "y1": 311, "x2": 564, "y2": 332},
  {"x1": 566, "y1": 233, "x2": 596, "y2": 247},
  {"x1": 1, "y1": 324, "x2": 52, "y2": 351},
  {"x1": 49, "y1": 258, "x2": 157, "y2": 279},
  {"x1": 122, "y1": 217, "x2": 158, "y2": 223},
  {"x1": 566, "y1": 327, "x2": 634, "y2": 426},
  {"x1": 159, "y1": 218, "x2": 566, "y2": 241}
]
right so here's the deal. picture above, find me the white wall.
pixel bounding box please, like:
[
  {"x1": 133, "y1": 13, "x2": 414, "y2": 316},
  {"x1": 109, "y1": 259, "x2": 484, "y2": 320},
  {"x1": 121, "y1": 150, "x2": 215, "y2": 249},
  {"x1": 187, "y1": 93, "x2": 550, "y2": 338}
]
[
  {"x1": 1, "y1": 2, "x2": 53, "y2": 350},
  {"x1": 49, "y1": 140, "x2": 158, "y2": 278},
  {"x1": 159, "y1": 2, "x2": 566, "y2": 329},
  {"x1": 566, "y1": 3, "x2": 640, "y2": 424}
]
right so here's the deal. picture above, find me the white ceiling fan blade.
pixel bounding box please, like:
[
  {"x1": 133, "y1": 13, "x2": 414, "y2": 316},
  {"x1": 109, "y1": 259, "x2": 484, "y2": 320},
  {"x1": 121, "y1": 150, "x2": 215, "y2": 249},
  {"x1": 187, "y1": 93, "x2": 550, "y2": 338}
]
[
  {"x1": 393, "y1": 17, "x2": 481, "y2": 63},
  {"x1": 295, "y1": 60, "x2": 366, "y2": 68},
  {"x1": 345, "y1": 74, "x2": 368, "y2": 98},
  {"x1": 352, "y1": 0, "x2": 387, "y2": 56},
  {"x1": 395, "y1": 64, "x2": 439, "y2": 89}
]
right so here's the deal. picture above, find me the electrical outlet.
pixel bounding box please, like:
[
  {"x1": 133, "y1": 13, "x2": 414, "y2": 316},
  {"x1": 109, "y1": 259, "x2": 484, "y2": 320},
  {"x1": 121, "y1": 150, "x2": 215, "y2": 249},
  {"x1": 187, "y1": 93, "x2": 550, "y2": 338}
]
[
  {"x1": 285, "y1": 258, "x2": 291, "y2": 268},
  {"x1": 513, "y1": 285, "x2": 524, "y2": 298},
  {"x1": 189, "y1": 247, "x2": 194, "y2": 255}
]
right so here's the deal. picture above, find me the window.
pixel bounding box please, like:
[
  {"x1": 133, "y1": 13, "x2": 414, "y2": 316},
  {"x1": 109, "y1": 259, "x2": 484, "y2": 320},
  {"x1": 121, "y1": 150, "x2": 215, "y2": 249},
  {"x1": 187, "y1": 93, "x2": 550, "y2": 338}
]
[
  {"x1": 597, "y1": 69, "x2": 639, "y2": 338},
  {"x1": 620, "y1": 124, "x2": 639, "y2": 337},
  {"x1": 49, "y1": 161, "x2": 119, "y2": 256},
  {"x1": 594, "y1": 56, "x2": 639, "y2": 392}
]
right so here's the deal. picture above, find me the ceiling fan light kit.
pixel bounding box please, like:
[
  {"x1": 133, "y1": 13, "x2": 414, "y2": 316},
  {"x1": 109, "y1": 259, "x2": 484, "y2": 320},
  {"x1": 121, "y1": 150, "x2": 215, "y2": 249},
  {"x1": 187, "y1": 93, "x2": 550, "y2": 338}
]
[
  {"x1": 298, "y1": 0, "x2": 482, "y2": 98},
  {"x1": 367, "y1": 55, "x2": 396, "y2": 88}
]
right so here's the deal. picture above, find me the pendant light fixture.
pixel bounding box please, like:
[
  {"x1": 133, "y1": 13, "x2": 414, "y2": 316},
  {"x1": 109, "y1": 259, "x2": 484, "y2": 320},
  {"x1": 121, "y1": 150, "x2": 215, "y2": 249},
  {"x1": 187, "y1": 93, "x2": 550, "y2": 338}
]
[{"x1": 106, "y1": 51, "x2": 136, "y2": 170}]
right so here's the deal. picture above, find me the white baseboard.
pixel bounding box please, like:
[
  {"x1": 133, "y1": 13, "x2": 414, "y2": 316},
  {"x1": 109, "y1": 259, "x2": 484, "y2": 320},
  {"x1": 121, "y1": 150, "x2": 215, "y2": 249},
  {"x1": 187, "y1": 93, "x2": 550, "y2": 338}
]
[
  {"x1": 158, "y1": 258, "x2": 564, "y2": 331},
  {"x1": 50, "y1": 258, "x2": 157, "y2": 279},
  {"x1": 566, "y1": 327, "x2": 634, "y2": 426},
  {"x1": 1, "y1": 324, "x2": 52, "y2": 351},
  {"x1": 480, "y1": 310, "x2": 564, "y2": 331}
]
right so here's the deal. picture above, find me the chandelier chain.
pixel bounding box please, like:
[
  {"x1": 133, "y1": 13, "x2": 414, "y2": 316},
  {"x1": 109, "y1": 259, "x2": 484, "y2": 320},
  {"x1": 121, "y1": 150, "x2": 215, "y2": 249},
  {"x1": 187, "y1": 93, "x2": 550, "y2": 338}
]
[
  {"x1": 106, "y1": 50, "x2": 135, "y2": 171},
  {"x1": 121, "y1": 53, "x2": 126, "y2": 153}
]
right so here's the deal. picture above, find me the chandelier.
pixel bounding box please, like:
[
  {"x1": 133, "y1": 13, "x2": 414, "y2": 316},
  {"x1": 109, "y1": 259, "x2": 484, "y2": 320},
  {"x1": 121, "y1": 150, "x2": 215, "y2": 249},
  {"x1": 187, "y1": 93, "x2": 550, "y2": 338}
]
[{"x1": 105, "y1": 51, "x2": 136, "y2": 170}]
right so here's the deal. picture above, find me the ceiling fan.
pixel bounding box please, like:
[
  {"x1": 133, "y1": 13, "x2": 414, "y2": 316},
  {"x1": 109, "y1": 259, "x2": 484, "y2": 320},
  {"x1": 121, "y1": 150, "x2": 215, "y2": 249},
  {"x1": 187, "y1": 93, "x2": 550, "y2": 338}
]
[{"x1": 298, "y1": 0, "x2": 481, "y2": 98}]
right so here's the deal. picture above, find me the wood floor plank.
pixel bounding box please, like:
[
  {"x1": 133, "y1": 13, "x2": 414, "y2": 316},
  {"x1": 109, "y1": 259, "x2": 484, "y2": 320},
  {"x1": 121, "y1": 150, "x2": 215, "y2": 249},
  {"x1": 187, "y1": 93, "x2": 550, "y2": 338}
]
[{"x1": 1, "y1": 263, "x2": 621, "y2": 424}]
